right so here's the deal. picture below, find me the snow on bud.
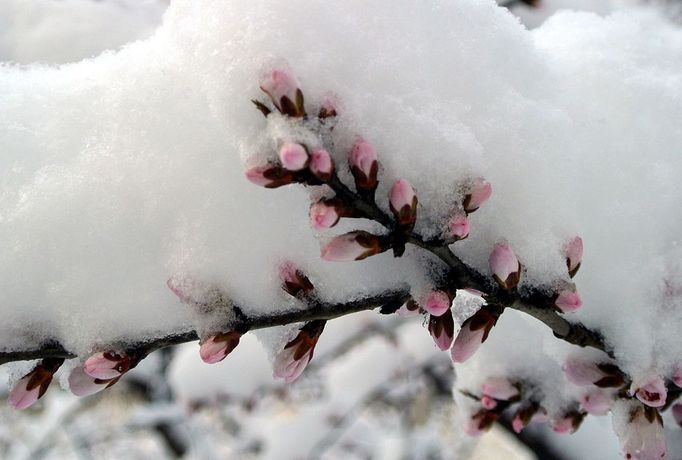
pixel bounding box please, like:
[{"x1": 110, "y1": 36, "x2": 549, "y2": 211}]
[
  {"x1": 273, "y1": 320, "x2": 326, "y2": 383},
  {"x1": 451, "y1": 308, "x2": 497, "y2": 363},
  {"x1": 349, "y1": 139, "x2": 378, "y2": 192},
  {"x1": 199, "y1": 332, "x2": 242, "y2": 364},
  {"x1": 8, "y1": 358, "x2": 63, "y2": 410},
  {"x1": 480, "y1": 396, "x2": 497, "y2": 410},
  {"x1": 428, "y1": 310, "x2": 455, "y2": 351},
  {"x1": 84, "y1": 352, "x2": 133, "y2": 380},
  {"x1": 448, "y1": 215, "x2": 470, "y2": 240},
  {"x1": 612, "y1": 402, "x2": 666, "y2": 460},
  {"x1": 423, "y1": 290, "x2": 451, "y2": 317},
  {"x1": 389, "y1": 179, "x2": 417, "y2": 228},
  {"x1": 465, "y1": 409, "x2": 498, "y2": 437},
  {"x1": 481, "y1": 377, "x2": 519, "y2": 401},
  {"x1": 555, "y1": 290, "x2": 583, "y2": 313},
  {"x1": 68, "y1": 366, "x2": 118, "y2": 397},
  {"x1": 551, "y1": 411, "x2": 585, "y2": 435},
  {"x1": 580, "y1": 390, "x2": 613, "y2": 416},
  {"x1": 463, "y1": 179, "x2": 492, "y2": 213},
  {"x1": 672, "y1": 404, "x2": 682, "y2": 427},
  {"x1": 278, "y1": 143, "x2": 309, "y2": 171},
  {"x1": 631, "y1": 375, "x2": 667, "y2": 408},
  {"x1": 562, "y1": 359, "x2": 625, "y2": 388},
  {"x1": 245, "y1": 163, "x2": 295, "y2": 188},
  {"x1": 260, "y1": 68, "x2": 305, "y2": 117},
  {"x1": 489, "y1": 242, "x2": 521, "y2": 290},
  {"x1": 279, "y1": 262, "x2": 314, "y2": 297},
  {"x1": 309, "y1": 148, "x2": 334, "y2": 182},
  {"x1": 321, "y1": 231, "x2": 385, "y2": 262},
  {"x1": 566, "y1": 236, "x2": 583, "y2": 278}
]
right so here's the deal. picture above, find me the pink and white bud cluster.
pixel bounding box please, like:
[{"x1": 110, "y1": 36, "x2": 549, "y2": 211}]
[
  {"x1": 273, "y1": 320, "x2": 326, "y2": 383},
  {"x1": 245, "y1": 146, "x2": 335, "y2": 189},
  {"x1": 349, "y1": 139, "x2": 379, "y2": 192},
  {"x1": 613, "y1": 402, "x2": 666, "y2": 460},
  {"x1": 451, "y1": 307, "x2": 497, "y2": 363},
  {"x1": 630, "y1": 374, "x2": 668, "y2": 408},
  {"x1": 199, "y1": 331, "x2": 242, "y2": 364},
  {"x1": 489, "y1": 242, "x2": 521, "y2": 290},
  {"x1": 8, "y1": 358, "x2": 64, "y2": 410},
  {"x1": 389, "y1": 179, "x2": 417, "y2": 228},
  {"x1": 321, "y1": 231, "x2": 385, "y2": 262},
  {"x1": 259, "y1": 68, "x2": 305, "y2": 117}
]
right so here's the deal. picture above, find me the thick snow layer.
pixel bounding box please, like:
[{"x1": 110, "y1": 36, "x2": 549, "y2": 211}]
[{"x1": 0, "y1": 0, "x2": 681, "y2": 385}]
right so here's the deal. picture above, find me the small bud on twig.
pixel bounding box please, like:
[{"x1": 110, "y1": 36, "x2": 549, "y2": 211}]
[
  {"x1": 463, "y1": 179, "x2": 492, "y2": 213},
  {"x1": 428, "y1": 309, "x2": 455, "y2": 351},
  {"x1": 273, "y1": 320, "x2": 326, "y2": 383},
  {"x1": 451, "y1": 307, "x2": 497, "y2": 363},
  {"x1": 489, "y1": 242, "x2": 521, "y2": 290},
  {"x1": 321, "y1": 231, "x2": 386, "y2": 262},
  {"x1": 199, "y1": 332, "x2": 242, "y2": 364}
]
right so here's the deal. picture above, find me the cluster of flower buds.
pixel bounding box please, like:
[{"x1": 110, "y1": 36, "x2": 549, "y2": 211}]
[
  {"x1": 246, "y1": 144, "x2": 335, "y2": 189},
  {"x1": 273, "y1": 320, "x2": 326, "y2": 383},
  {"x1": 451, "y1": 306, "x2": 499, "y2": 363},
  {"x1": 613, "y1": 401, "x2": 666, "y2": 460},
  {"x1": 8, "y1": 358, "x2": 64, "y2": 409}
]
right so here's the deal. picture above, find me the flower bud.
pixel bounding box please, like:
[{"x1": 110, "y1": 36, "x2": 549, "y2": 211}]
[
  {"x1": 562, "y1": 359, "x2": 625, "y2": 388},
  {"x1": 555, "y1": 290, "x2": 583, "y2": 313},
  {"x1": 672, "y1": 367, "x2": 682, "y2": 389},
  {"x1": 68, "y1": 366, "x2": 119, "y2": 397},
  {"x1": 673, "y1": 403, "x2": 682, "y2": 427},
  {"x1": 309, "y1": 148, "x2": 334, "y2": 182},
  {"x1": 580, "y1": 390, "x2": 613, "y2": 415},
  {"x1": 465, "y1": 409, "x2": 498, "y2": 437},
  {"x1": 84, "y1": 352, "x2": 133, "y2": 380},
  {"x1": 245, "y1": 163, "x2": 295, "y2": 188},
  {"x1": 349, "y1": 139, "x2": 378, "y2": 192},
  {"x1": 389, "y1": 179, "x2": 417, "y2": 228},
  {"x1": 463, "y1": 179, "x2": 492, "y2": 213},
  {"x1": 451, "y1": 307, "x2": 497, "y2": 363},
  {"x1": 260, "y1": 68, "x2": 305, "y2": 117},
  {"x1": 273, "y1": 320, "x2": 326, "y2": 383},
  {"x1": 566, "y1": 236, "x2": 583, "y2": 278},
  {"x1": 279, "y1": 262, "x2": 314, "y2": 297},
  {"x1": 612, "y1": 401, "x2": 666, "y2": 460},
  {"x1": 551, "y1": 411, "x2": 584, "y2": 435},
  {"x1": 199, "y1": 332, "x2": 242, "y2": 364},
  {"x1": 423, "y1": 290, "x2": 451, "y2": 317},
  {"x1": 512, "y1": 402, "x2": 543, "y2": 433},
  {"x1": 631, "y1": 374, "x2": 667, "y2": 408},
  {"x1": 448, "y1": 215, "x2": 470, "y2": 240},
  {"x1": 489, "y1": 243, "x2": 521, "y2": 290},
  {"x1": 8, "y1": 358, "x2": 64, "y2": 410},
  {"x1": 279, "y1": 143, "x2": 309, "y2": 171},
  {"x1": 396, "y1": 299, "x2": 420, "y2": 317},
  {"x1": 481, "y1": 377, "x2": 519, "y2": 401},
  {"x1": 480, "y1": 396, "x2": 497, "y2": 410},
  {"x1": 310, "y1": 198, "x2": 350, "y2": 231},
  {"x1": 428, "y1": 310, "x2": 455, "y2": 351},
  {"x1": 321, "y1": 231, "x2": 385, "y2": 262}
]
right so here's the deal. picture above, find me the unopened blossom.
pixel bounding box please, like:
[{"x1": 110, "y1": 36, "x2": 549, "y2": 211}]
[
  {"x1": 8, "y1": 358, "x2": 64, "y2": 410},
  {"x1": 631, "y1": 375, "x2": 667, "y2": 408},
  {"x1": 465, "y1": 409, "x2": 498, "y2": 437},
  {"x1": 672, "y1": 367, "x2": 682, "y2": 388},
  {"x1": 566, "y1": 236, "x2": 583, "y2": 278},
  {"x1": 389, "y1": 179, "x2": 417, "y2": 227},
  {"x1": 451, "y1": 307, "x2": 496, "y2": 363},
  {"x1": 273, "y1": 320, "x2": 326, "y2": 383},
  {"x1": 580, "y1": 390, "x2": 613, "y2": 416},
  {"x1": 480, "y1": 396, "x2": 497, "y2": 410},
  {"x1": 84, "y1": 352, "x2": 133, "y2": 380},
  {"x1": 448, "y1": 215, "x2": 470, "y2": 240},
  {"x1": 428, "y1": 310, "x2": 455, "y2": 351},
  {"x1": 199, "y1": 331, "x2": 242, "y2": 364},
  {"x1": 672, "y1": 404, "x2": 682, "y2": 427},
  {"x1": 489, "y1": 242, "x2": 521, "y2": 290},
  {"x1": 555, "y1": 290, "x2": 583, "y2": 313},
  {"x1": 463, "y1": 179, "x2": 492, "y2": 213},
  {"x1": 260, "y1": 68, "x2": 304, "y2": 116},
  {"x1": 396, "y1": 299, "x2": 420, "y2": 317},
  {"x1": 310, "y1": 198, "x2": 350, "y2": 231},
  {"x1": 552, "y1": 412, "x2": 584, "y2": 435},
  {"x1": 321, "y1": 231, "x2": 385, "y2": 262},
  {"x1": 279, "y1": 143, "x2": 309, "y2": 171},
  {"x1": 481, "y1": 377, "x2": 519, "y2": 401},
  {"x1": 245, "y1": 163, "x2": 295, "y2": 188},
  {"x1": 562, "y1": 358, "x2": 625, "y2": 388},
  {"x1": 512, "y1": 403, "x2": 544, "y2": 433},
  {"x1": 68, "y1": 366, "x2": 118, "y2": 397},
  {"x1": 349, "y1": 139, "x2": 378, "y2": 191},
  {"x1": 423, "y1": 290, "x2": 451, "y2": 317},
  {"x1": 279, "y1": 262, "x2": 315, "y2": 297},
  {"x1": 612, "y1": 401, "x2": 666, "y2": 460},
  {"x1": 309, "y1": 148, "x2": 334, "y2": 181}
]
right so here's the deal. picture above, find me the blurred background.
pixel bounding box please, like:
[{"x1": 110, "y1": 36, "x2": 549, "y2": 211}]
[{"x1": 0, "y1": 1, "x2": 679, "y2": 459}]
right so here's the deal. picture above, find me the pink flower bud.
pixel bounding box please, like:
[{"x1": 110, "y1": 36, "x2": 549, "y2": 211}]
[
  {"x1": 84, "y1": 352, "x2": 133, "y2": 380},
  {"x1": 566, "y1": 236, "x2": 583, "y2": 278},
  {"x1": 279, "y1": 262, "x2": 314, "y2": 297},
  {"x1": 321, "y1": 231, "x2": 385, "y2": 262},
  {"x1": 481, "y1": 377, "x2": 519, "y2": 401},
  {"x1": 428, "y1": 310, "x2": 455, "y2": 351},
  {"x1": 273, "y1": 320, "x2": 326, "y2": 383},
  {"x1": 68, "y1": 366, "x2": 118, "y2": 397},
  {"x1": 562, "y1": 359, "x2": 624, "y2": 388},
  {"x1": 278, "y1": 143, "x2": 309, "y2": 171},
  {"x1": 310, "y1": 200, "x2": 341, "y2": 231},
  {"x1": 199, "y1": 331, "x2": 242, "y2": 364},
  {"x1": 389, "y1": 179, "x2": 417, "y2": 227},
  {"x1": 672, "y1": 403, "x2": 682, "y2": 427},
  {"x1": 480, "y1": 396, "x2": 497, "y2": 410},
  {"x1": 673, "y1": 367, "x2": 682, "y2": 388},
  {"x1": 451, "y1": 308, "x2": 496, "y2": 363},
  {"x1": 613, "y1": 402, "x2": 666, "y2": 460},
  {"x1": 8, "y1": 359, "x2": 63, "y2": 410},
  {"x1": 396, "y1": 299, "x2": 420, "y2": 317},
  {"x1": 512, "y1": 403, "x2": 544, "y2": 433},
  {"x1": 448, "y1": 215, "x2": 470, "y2": 240},
  {"x1": 551, "y1": 417, "x2": 575, "y2": 434},
  {"x1": 512, "y1": 413, "x2": 526, "y2": 433},
  {"x1": 631, "y1": 375, "x2": 667, "y2": 408},
  {"x1": 260, "y1": 69, "x2": 304, "y2": 117},
  {"x1": 463, "y1": 179, "x2": 492, "y2": 213},
  {"x1": 349, "y1": 139, "x2": 378, "y2": 191},
  {"x1": 555, "y1": 290, "x2": 583, "y2": 313},
  {"x1": 309, "y1": 148, "x2": 334, "y2": 182},
  {"x1": 423, "y1": 290, "x2": 451, "y2": 317},
  {"x1": 489, "y1": 243, "x2": 521, "y2": 290},
  {"x1": 580, "y1": 390, "x2": 613, "y2": 415},
  {"x1": 465, "y1": 409, "x2": 498, "y2": 437},
  {"x1": 245, "y1": 163, "x2": 295, "y2": 188}
]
